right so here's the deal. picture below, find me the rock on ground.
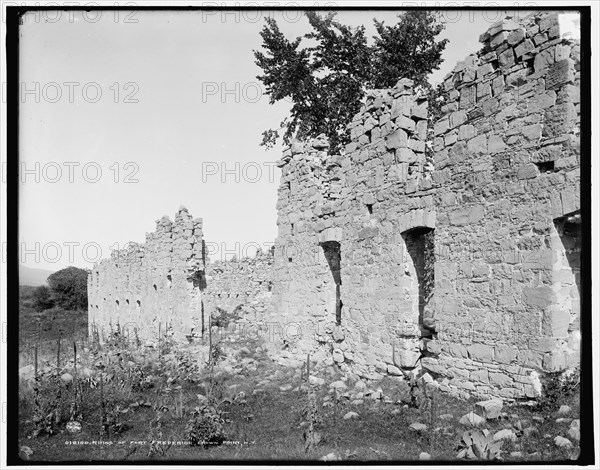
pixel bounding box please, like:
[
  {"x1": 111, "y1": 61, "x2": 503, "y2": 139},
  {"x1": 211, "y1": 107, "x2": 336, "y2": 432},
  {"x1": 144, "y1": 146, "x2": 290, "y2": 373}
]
[
  {"x1": 557, "y1": 405, "x2": 572, "y2": 415},
  {"x1": 493, "y1": 429, "x2": 517, "y2": 442},
  {"x1": 554, "y1": 436, "x2": 573, "y2": 448},
  {"x1": 61, "y1": 373, "x2": 74, "y2": 384},
  {"x1": 459, "y1": 412, "x2": 486, "y2": 427},
  {"x1": 476, "y1": 399, "x2": 503, "y2": 419},
  {"x1": 409, "y1": 422, "x2": 428, "y2": 432}
]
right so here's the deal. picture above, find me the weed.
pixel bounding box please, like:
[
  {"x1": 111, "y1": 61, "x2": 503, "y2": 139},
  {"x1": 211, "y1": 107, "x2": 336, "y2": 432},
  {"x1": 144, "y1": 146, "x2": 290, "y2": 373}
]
[
  {"x1": 211, "y1": 305, "x2": 243, "y2": 328},
  {"x1": 147, "y1": 409, "x2": 172, "y2": 458},
  {"x1": 29, "y1": 373, "x2": 70, "y2": 437},
  {"x1": 104, "y1": 401, "x2": 132, "y2": 435},
  {"x1": 302, "y1": 385, "x2": 322, "y2": 452},
  {"x1": 533, "y1": 367, "x2": 580, "y2": 414},
  {"x1": 210, "y1": 343, "x2": 225, "y2": 363},
  {"x1": 185, "y1": 405, "x2": 227, "y2": 448},
  {"x1": 302, "y1": 354, "x2": 322, "y2": 452},
  {"x1": 456, "y1": 429, "x2": 502, "y2": 460}
]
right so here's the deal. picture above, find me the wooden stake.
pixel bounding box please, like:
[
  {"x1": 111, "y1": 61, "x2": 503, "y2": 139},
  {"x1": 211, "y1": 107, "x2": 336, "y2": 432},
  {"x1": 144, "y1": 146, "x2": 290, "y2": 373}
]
[
  {"x1": 208, "y1": 319, "x2": 212, "y2": 366},
  {"x1": 73, "y1": 341, "x2": 77, "y2": 376},
  {"x1": 99, "y1": 373, "x2": 106, "y2": 436},
  {"x1": 34, "y1": 346, "x2": 38, "y2": 379},
  {"x1": 56, "y1": 337, "x2": 61, "y2": 370},
  {"x1": 306, "y1": 353, "x2": 310, "y2": 383}
]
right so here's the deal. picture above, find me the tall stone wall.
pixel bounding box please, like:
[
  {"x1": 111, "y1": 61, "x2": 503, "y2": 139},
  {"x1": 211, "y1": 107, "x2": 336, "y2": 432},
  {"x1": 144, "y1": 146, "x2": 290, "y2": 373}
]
[
  {"x1": 423, "y1": 12, "x2": 581, "y2": 399},
  {"x1": 88, "y1": 207, "x2": 206, "y2": 342},
  {"x1": 272, "y1": 80, "x2": 436, "y2": 380},
  {"x1": 271, "y1": 11, "x2": 581, "y2": 398}
]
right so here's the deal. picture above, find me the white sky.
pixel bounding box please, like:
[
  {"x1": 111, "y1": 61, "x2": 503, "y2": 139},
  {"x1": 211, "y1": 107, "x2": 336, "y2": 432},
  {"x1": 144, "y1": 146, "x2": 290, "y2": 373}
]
[{"x1": 17, "y1": 8, "x2": 536, "y2": 270}]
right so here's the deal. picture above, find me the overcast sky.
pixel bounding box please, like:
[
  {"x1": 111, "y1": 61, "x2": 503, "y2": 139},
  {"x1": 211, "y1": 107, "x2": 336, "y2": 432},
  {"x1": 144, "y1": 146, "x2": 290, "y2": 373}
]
[{"x1": 18, "y1": 8, "x2": 536, "y2": 271}]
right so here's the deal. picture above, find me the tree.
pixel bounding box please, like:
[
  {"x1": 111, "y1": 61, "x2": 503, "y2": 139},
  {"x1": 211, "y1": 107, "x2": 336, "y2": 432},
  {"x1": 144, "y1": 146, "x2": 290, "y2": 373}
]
[
  {"x1": 47, "y1": 266, "x2": 89, "y2": 311},
  {"x1": 32, "y1": 285, "x2": 55, "y2": 312},
  {"x1": 254, "y1": 11, "x2": 449, "y2": 154},
  {"x1": 371, "y1": 12, "x2": 448, "y2": 89}
]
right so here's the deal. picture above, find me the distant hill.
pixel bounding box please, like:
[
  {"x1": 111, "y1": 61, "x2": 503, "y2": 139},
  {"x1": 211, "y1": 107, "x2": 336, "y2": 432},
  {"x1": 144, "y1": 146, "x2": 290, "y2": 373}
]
[{"x1": 19, "y1": 265, "x2": 55, "y2": 286}]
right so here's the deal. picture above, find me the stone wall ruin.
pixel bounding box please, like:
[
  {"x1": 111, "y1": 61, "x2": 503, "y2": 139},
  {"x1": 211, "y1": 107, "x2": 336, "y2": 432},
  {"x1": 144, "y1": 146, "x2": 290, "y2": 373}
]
[
  {"x1": 87, "y1": 207, "x2": 273, "y2": 343},
  {"x1": 271, "y1": 11, "x2": 582, "y2": 399},
  {"x1": 88, "y1": 11, "x2": 583, "y2": 401}
]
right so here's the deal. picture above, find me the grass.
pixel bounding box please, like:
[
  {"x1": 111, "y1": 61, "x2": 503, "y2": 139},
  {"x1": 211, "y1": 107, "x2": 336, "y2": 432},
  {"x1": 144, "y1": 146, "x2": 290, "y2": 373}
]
[
  {"x1": 17, "y1": 303, "x2": 582, "y2": 463},
  {"x1": 19, "y1": 285, "x2": 88, "y2": 368},
  {"x1": 17, "y1": 336, "x2": 581, "y2": 462}
]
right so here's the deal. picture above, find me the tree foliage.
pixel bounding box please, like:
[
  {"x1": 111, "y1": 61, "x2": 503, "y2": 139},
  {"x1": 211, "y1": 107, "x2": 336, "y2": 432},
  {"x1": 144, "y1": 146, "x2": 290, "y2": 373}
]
[
  {"x1": 46, "y1": 266, "x2": 89, "y2": 311},
  {"x1": 254, "y1": 11, "x2": 449, "y2": 154}
]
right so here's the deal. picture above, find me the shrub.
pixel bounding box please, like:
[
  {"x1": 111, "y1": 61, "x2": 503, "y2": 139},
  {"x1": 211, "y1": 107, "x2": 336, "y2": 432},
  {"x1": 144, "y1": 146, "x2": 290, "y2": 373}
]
[
  {"x1": 185, "y1": 405, "x2": 226, "y2": 447},
  {"x1": 32, "y1": 285, "x2": 55, "y2": 312}
]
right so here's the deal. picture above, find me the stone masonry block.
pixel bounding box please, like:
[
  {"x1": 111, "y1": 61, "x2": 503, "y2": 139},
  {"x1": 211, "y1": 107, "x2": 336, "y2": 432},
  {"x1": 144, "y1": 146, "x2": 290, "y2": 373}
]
[
  {"x1": 522, "y1": 286, "x2": 556, "y2": 309},
  {"x1": 467, "y1": 134, "x2": 487, "y2": 155},
  {"x1": 546, "y1": 59, "x2": 575, "y2": 90},
  {"x1": 385, "y1": 128, "x2": 408, "y2": 149},
  {"x1": 467, "y1": 343, "x2": 494, "y2": 362}
]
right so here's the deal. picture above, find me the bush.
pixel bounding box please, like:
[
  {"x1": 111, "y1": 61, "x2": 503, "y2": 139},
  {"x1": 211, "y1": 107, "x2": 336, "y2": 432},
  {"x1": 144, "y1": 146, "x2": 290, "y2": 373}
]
[
  {"x1": 32, "y1": 285, "x2": 55, "y2": 312},
  {"x1": 47, "y1": 266, "x2": 89, "y2": 311}
]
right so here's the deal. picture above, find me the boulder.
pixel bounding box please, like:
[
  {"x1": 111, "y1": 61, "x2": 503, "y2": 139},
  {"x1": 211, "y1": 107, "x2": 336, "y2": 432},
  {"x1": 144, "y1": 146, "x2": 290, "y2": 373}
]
[
  {"x1": 459, "y1": 412, "x2": 486, "y2": 427},
  {"x1": 568, "y1": 426, "x2": 580, "y2": 442},
  {"x1": 493, "y1": 429, "x2": 517, "y2": 442},
  {"x1": 332, "y1": 349, "x2": 344, "y2": 363},
  {"x1": 476, "y1": 399, "x2": 503, "y2": 419},
  {"x1": 330, "y1": 380, "x2": 347, "y2": 390},
  {"x1": 409, "y1": 422, "x2": 428, "y2": 432},
  {"x1": 354, "y1": 380, "x2": 367, "y2": 391},
  {"x1": 557, "y1": 405, "x2": 572, "y2": 416},
  {"x1": 61, "y1": 373, "x2": 74, "y2": 384},
  {"x1": 309, "y1": 376, "x2": 325, "y2": 386},
  {"x1": 554, "y1": 436, "x2": 573, "y2": 448}
]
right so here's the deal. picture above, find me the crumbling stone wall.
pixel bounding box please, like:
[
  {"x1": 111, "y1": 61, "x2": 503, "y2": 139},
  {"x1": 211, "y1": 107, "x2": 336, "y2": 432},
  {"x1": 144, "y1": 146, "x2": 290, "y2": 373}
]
[
  {"x1": 88, "y1": 207, "x2": 206, "y2": 342},
  {"x1": 204, "y1": 250, "x2": 274, "y2": 323},
  {"x1": 271, "y1": 11, "x2": 581, "y2": 399},
  {"x1": 272, "y1": 80, "x2": 434, "y2": 380},
  {"x1": 424, "y1": 12, "x2": 581, "y2": 399},
  {"x1": 88, "y1": 208, "x2": 274, "y2": 343}
]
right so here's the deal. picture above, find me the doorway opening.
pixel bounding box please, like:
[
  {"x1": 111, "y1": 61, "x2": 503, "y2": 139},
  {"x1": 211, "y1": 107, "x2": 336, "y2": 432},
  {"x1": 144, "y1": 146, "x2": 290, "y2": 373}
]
[
  {"x1": 401, "y1": 227, "x2": 435, "y2": 337},
  {"x1": 321, "y1": 241, "x2": 342, "y2": 325}
]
